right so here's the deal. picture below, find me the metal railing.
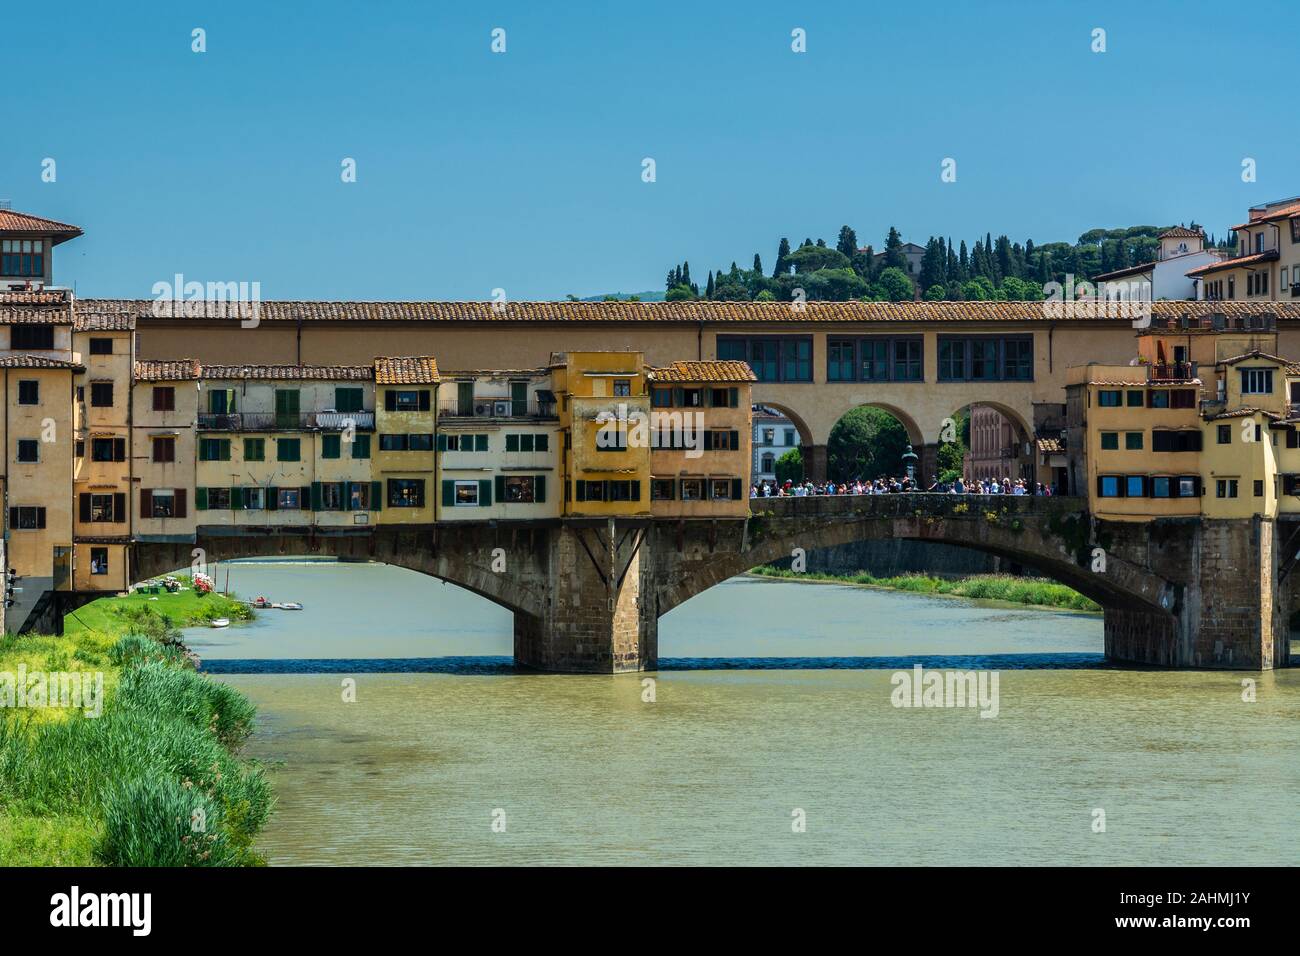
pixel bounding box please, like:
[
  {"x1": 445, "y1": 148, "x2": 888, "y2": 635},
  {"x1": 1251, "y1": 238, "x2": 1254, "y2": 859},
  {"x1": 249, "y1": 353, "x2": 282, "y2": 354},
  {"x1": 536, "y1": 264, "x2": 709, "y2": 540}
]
[
  {"x1": 198, "y1": 411, "x2": 375, "y2": 430},
  {"x1": 437, "y1": 398, "x2": 557, "y2": 419},
  {"x1": 1148, "y1": 361, "x2": 1197, "y2": 382}
]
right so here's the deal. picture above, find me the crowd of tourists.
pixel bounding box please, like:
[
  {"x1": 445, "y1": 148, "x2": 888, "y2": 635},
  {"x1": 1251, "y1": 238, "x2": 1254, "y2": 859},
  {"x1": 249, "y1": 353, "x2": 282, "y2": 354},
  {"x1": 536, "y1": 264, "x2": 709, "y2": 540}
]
[{"x1": 750, "y1": 475, "x2": 1055, "y2": 498}]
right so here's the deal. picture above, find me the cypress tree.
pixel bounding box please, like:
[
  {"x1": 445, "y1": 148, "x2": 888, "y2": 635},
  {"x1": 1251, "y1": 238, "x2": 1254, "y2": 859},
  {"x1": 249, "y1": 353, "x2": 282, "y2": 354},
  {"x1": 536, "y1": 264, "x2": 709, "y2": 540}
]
[
  {"x1": 773, "y1": 238, "x2": 791, "y2": 277},
  {"x1": 753, "y1": 253, "x2": 763, "y2": 275},
  {"x1": 706, "y1": 271, "x2": 715, "y2": 298}
]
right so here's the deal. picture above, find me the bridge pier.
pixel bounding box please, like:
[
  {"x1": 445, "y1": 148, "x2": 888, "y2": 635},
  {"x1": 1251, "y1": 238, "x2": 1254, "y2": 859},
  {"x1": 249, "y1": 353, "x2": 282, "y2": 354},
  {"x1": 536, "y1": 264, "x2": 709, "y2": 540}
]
[{"x1": 803, "y1": 444, "x2": 827, "y2": 483}]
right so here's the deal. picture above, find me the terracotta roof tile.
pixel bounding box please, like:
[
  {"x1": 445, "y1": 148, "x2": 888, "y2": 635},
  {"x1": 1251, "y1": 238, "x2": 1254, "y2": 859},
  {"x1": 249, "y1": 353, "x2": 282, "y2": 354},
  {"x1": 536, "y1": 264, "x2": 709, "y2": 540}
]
[
  {"x1": 650, "y1": 360, "x2": 758, "y2": 383},
  {"x1": 135, "y1": 359, "x2": 200, "y2": 381},
  {"x1": 0, "y1": 209, "x2": 83, "y2": 243},
  {"x1": 1036, "y1": 437, "x2": 1064, "y2": 454},
  {"x1": 374, "y1": 355, "x2": 440, "y2": 384},
  {"x1": 67, "y1": 298, "x2": 1300, "y2": 324},
  {"x1": 1206, "y1": 407, "x2": 1281, "y2": 421},
  {"x1": 0, "y1": 305, "x2": 73, "y2": 325},
  {"x1": 1232, "y1": 201, "x2": 1300, "y2": 231},
  {"x1": 1186, "y1": 251, "x2": 1279, "y2": 277},
  {"x1": 0, "y1": 353, "x2": 84, "y2": 370},
  {"x1": 1217, "y1": 349, "x2": 1291, "y2": 366},
  {"x1": 74, "y1": 311, "x2": 136, "y2": 332},
  {"x1": 1159, "y1": 227, "x2": 1204, "y2": 239},
  {"x1": 0, "y1": 290, "x2": 69, "y2": 305},
  {"x1": 200, "y1": 364, "x2": 374, "y2": 381}
]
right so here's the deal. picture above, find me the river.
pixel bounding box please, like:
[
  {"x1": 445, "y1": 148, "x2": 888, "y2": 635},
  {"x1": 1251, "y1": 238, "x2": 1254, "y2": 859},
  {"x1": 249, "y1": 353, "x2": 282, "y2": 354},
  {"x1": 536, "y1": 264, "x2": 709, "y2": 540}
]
[{"x1": 187, "y1": 559, "x2": 1299, "y2": 866}]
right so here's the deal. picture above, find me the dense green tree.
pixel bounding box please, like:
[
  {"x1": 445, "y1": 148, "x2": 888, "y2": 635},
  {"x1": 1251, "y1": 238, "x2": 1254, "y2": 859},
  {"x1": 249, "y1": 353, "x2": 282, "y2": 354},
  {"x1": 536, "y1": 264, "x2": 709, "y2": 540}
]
[
  {"x1": 753, "y1": 253, "x2": 762, "y2": 275},
  {"x1": 827, "y1": 407, "x2": 910, "y2": 482},
  {"x1": 883, "y1": 227, "x2": 906, "y2": 270},
  {"x1": 787, "y1": 244, "x2": 852, "y2": 274},
  {"x1": 665, "y1": 284, "x2": 695, "y2": 302},
  {"x1": 836, "y1": 225, "x2": 858, "y2": 259},
  {"x1": 775, "y1": 448, "x2": 803, "y2": 484},
  {"x1": 873, "y1": 266, "x2": 914, "y2": 302},
  {"x1": 773, "y1": 238, "x2": 792, "y2": 277}
]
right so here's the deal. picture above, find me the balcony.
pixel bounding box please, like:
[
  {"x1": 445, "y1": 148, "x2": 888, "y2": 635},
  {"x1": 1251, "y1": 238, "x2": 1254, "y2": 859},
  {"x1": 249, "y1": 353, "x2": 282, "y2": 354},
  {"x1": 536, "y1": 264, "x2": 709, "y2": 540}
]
[
  {"x1": 198, "y1": 411, "x2": 375, "y2": 431},
  {"x1": 1148, "y1": 361, "x2": 1197, "y2": 382},
  {"x1": 437, "y1": 397, "x2": 557, "y2": 419}
]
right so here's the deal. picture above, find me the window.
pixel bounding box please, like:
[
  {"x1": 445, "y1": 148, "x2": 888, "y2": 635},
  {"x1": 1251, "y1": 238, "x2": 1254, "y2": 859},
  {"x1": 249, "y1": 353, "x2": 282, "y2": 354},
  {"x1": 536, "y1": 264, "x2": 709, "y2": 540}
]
[
  {"x1": 82, "y1": 493, "x2": 124, "y2": 523},
  {"x1": 1097, "y1": 390, "x2": 1122, "y2": 407},
  {"x1": 1240, "y1": 368, "x2": 1274, "y2": 395},
  {"x1": 1100, "y1": 432, "x2": 1119, "y2": 450},
  {"x1": 90, "y1": 382, "x2": 114, "y2": 407},
  {"x1": 244, "y1": 437, "x2": 265, "y2": 461},
  {"x1": 1217, "y1": 425, "x2": 1231, "y2": 445},
  {"x1": 274, "y1": 388, "x2": 301, "y2": 427},
  {"x1": 607, "y1": 480, "x2": 638, "y2": 501},
  {"x1": 75, "y1": 440, "x2": 84, "y2": 458},
  {"x1": 321, "y1": 434, "x2": 341, "y2": 459},
  {"x1": 386, "y1": 389, "x2": 429, "y2": 412},
  {"x1": 11, "y1": 324, "x2": 54, "y2": 349},
  {"x1": 148, "y1": 489, "x2": 177, "y2": 518},
  {"x1": 351, "y1": 434, "x2": 371, "y2": 459},
  {"x1": 9, "y1": 506, "x2": 46, "y2": 530},
  {"x1": 319, "y1": 482, "x2": 346, "y2": 510},
  {"x1": 208, "y1": 389, "x2": 236, "y2": 414},
  {"x1": 334, "y1": 387, "x2": 364, "y2": 413},
  {"x1": 499, "y1": 476, "x2": 537, "y2": 503},
  {"x1": 277, "y1": 438, "x2": 301, "y2": 462},
  {"x1": 1125, "y1": 476, "x2": 1146, "y2": 497},
  {"x1": 704, "y1": 430, "x2": 741, "y2": 451},
  {"x1": 1, "y1": 239, "x2": 44, "y2": 277},
  {"x1": 16, "y1": 439, "x2": 38, "y2": 463},
  {"x1": 1125, "y1": 432, "x2": 1143, "y2": 450},
  {"x1": 505, "y1": 433, "x2": 541, "y2": 452},
  {"x1": 1216, "y1": 479, "x2": 1239, "y2": 499},
  {"x1": 1148, "y1": 391, "x2": 1169, "y2": 409},
  {"x1": 1151, "y1": 430, "x2": 1202, "y2": 452},
  {"x1": 207, "y1": 488, "x2": 232, "y2": 509},
  {"x1": 679, "y1": 478, "x2": 703, "y2": 501},
  {"x1": 1170, "y1": 390, "x2": 1196, "y2": 409},
  {"x1": 827, "y1": 337, "x2": 923, "y2": 382},
  {"x1": 438, "y1": 433, "x2": 487, "y2": 452},
  {"x1": 761, "y1": 428, "x2": 774, "y2": 445},
  {"x1": 152, "y1": 386, "x2": 176, "y2": 411},
  {"x1": 1255, "y1": 480, "x2": 1265, "y2": 497},
  {"x1": 1126, "y1": 390, "x2": 1144, "y2": 407},
  {"x1": 380, "y1": 433, "x2": 409, "y2": 451},
  {"x1": 278, "y1": 488, "x2": 301, "y2": 510},
  {"x1": 244, "y1": 487, "x2": 266, "y2": 510},
  {"x1": 89, "y1": 547, "x2": 109, "y2": 576},
  {"x1": 711, "y1": 478, "x2": 742, "y2": 500},
  {"x1": 651, "y1": 388, "x2": 672, "y2": 408},
  {"x1": 1098, "y1": 476, "x2": 1121, "y2": 497},
  {"x1": 613, "y1": 379, "x2": 631, "y2": 397},
  {"x1": 88, "y1": 338, "x2": 113, "y2": 355},
  {"x1": 388, "y1": 478, "x2": 426, "y2": 508},
  {"x1": 1151, "y1": 477, "x2": 1171, "y2": 498},
  {"x1": 453, "y1": 481, "x2": 479, "y2": 507},
  {"x1": 1177, "y1": 476, "x2": 1198, "y2": 497},
  {"x1": 152, "y1": 436, "x2": 176, "y2": 463},
  {"x1": 717, "y1": 336, "x2": 812, "y2": 382},
  {"x1": 827, "y1": 339, "x2": 856, "y2": 381},
  {"x1": 784, "y1": 429, "x2": 795, "y2": 445},
  {"x1": 91, "y1": 437, "x2": 127, "y2": 462},
  {"x1": 651, "y1": 478, "x2": 675, "y2": 500},
  {"x1": 761, "y1": 453, "x2": 774, "y2": 472},
  {"x1": 937, "y1": 336, "x2": 1033, "y2": 382},
  {"x1": 348, "y1": 483, "x2": 371, "y2": 510},
  {"x1": 17, "y1": 380, "x2": 38, "y2": 405},
  {"x1": 681, "y1": 389, "x2": 703, "y2": 408},
  {"x1": 199, "y1": 438, "x2": 230, "y2": 461},
  {"x1": 408, "y1": 434, "x2": 434, "y2": 451}
]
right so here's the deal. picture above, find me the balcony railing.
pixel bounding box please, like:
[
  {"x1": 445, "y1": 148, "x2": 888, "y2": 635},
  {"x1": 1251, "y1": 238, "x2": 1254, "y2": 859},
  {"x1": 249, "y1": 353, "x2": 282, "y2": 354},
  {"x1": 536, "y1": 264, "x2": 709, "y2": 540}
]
[
  {"x1": 1148, "y1": 361, "x2": 1197, "y2": 382},
  {"x1": 437, "y1": 398, "x2": 557, "y2": 419},
  {"x1": 198, "y1": 411, "x2": 375, "y2": 431}
]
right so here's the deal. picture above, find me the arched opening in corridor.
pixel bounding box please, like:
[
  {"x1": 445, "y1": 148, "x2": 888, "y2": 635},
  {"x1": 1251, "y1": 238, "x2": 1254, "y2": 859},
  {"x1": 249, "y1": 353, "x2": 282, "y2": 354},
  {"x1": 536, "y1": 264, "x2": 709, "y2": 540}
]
[
  {"x1": 823, "y1": 403, "x2": 923, "y2": 486},
  {"x1": 948, "y1": 401, "x2": 1037, "y2": 491}
]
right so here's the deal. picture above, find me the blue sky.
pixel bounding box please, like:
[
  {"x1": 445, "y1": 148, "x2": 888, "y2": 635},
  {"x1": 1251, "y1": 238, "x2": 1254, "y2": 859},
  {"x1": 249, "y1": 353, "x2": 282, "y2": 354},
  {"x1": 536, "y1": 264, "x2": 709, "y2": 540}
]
[{"x1": 3, "y1": 0, "x2": 1292, "y2": 300}]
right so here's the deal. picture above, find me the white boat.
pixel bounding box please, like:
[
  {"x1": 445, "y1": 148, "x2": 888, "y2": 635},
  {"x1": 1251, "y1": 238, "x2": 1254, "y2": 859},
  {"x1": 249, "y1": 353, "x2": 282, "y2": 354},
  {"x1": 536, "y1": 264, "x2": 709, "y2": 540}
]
[
  {"x1": 210, "y1": 618, "x2": 231, "y2": 628},
  {"x1": 271, "y1": 602, "x2": 304, "y2": 611}
]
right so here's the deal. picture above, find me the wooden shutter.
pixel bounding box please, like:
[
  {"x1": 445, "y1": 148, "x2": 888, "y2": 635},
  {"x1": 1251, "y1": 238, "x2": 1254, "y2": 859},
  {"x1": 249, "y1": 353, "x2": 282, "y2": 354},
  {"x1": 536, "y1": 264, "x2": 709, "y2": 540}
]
[
  {"x1": 729, "y1": 430, "x2": 739, "y2": 450},
  {"x1": 8, "y1": 508, "x2": 16, "y2": 528},
  {"x1": 175, "y1": 489, "x2": 187, "y2": 518},
  {"x1": 418, "y1": 390, "x2": 431, "y2": 411},
  {"x1": 534, "y1": 475, "x2": 546, "y2": 503},
  {"x1": 195, "y1": 487, "x2": 208, "y2": 510},
  {"x1": 140, "y1": 490, "x2": 153, "y2": 519},
  {"x1": 475, "y1": 434, "x2": 488, "y2": 452},
  {"x1": 436, "y1": 434, "x2": 447, "y2": 451},
  {"x1": 442, "y1": 480, "x2": 455, "y2": 507},
  {"x1": 576, "y1": 481, "x2": 586, "y2": 502},
  {"x1": 371, "y1": 481, "x2": 382, "y2": 511},
  {"x1": 495, "y1": 476, "x2": 506, "y2": 502},
  {"x1": 385, "y1": 389, "x2": 397, "y2": 411},
  {"x1": 36, "y1": 507, "x2": 45, "y2": 529},
  {"x1": 478, "y1": 479, "x2": 492, "y2": 506},
  {"x1": 113, "y1": 437, "x2": 127, "y2": 461},
  {"x1": 311, "y1": 482, "x2": 323, "y2": 511},
  {"x1": 299, "y1": 486, "x2": 311, "y2": 509},
  {"x1": 113, "y1": 493, "x2": 126, "y2": 522},
  {"x1": 731, "y1": 478, "x2": 742, "y2": 500},
  {"x1": 631, "y1": 480, "x2": 640, "y2": 501},
  {"x1": 265, "y1": 488, "x2": 278, "y2": 512},
  {"x1": 231, "y1": 487, "x2": 244, "y2": 510},
  {"x1": 79, "y1": 494, "x2": 91, "y2": 522},
  {"x1": 506, "y1": 434, "x2": 519, "y2": 452},
  {"x1": 728, "y1": 387, "x2": 738, "y2": 407}
]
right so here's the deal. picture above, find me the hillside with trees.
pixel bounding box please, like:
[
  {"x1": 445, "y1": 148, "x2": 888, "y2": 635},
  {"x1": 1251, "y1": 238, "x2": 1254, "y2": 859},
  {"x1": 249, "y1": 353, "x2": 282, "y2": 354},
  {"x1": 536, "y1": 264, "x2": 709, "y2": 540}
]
[{"x1": 663, "y1": 224, "x2": 1235, "y2": 304}]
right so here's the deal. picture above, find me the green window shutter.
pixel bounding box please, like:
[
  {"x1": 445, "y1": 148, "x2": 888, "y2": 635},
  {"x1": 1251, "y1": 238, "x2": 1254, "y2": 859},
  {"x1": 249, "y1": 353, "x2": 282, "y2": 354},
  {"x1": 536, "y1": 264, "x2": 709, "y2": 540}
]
[
  {"x1": 511, "y1": 381, "x2": 527, "y2": 416},
  {"x1": 322, "y1": 434, "x2": 341, "y2": 459},
  {"x1": 299, "y1": 486, "x2": 311, "y2": 509},
  {"x1": 457, "y1": 382, "x2": 473, "y2": 414},
  {"x1": 436, "y1": 434, "x2": 447, "y2": 451},
  {"x1": 231, "y1": 487, "x2": 244, "y2": 510},
  {"x1": 228, "y1": 389, "x2": 236, "y2": 413},
  {"x1": 505, "y1": 434, "x2": 519, "y2": 452},
  {"x1": 703, "y1": 431, "x2": 714, "y2": 451},
  {"x1": 371, "y1": 481, "x2": 382, "y2": 510},
  {"x1": 495, "y1": 475, "x2": 506, "y2": 501},
  {"x1": 535, "y1": 475, "x2": 546, "y2": 503},
  {"x1": 352, "y1": 434, "x2": 371, "y2": 459},
  {"x1": 196, "y1": 487, "x2": 208, "y2": 510},
  {"x1": 730, "y1": 430, "x2": 739, "y2": 449},
  {"x1": 311, "y1": 482, "x2": 323, "y2": 511},
  {"x1": 442, "y1": 480, "x2": 455, "y2": 507},
  {"x1": 576, "y1": 481, "x2": 586, "y2": 502},
  {"x1": 266, "y1": 487, "x2": 279, "y2": 511},
  {"x1": 418, "y1": 390, "x2": 431, "y2": 411},
  {"x1": 474, "y1": 434, "x2": 488, "y2": 452},
  {"x1": 220, "y1": 439, "x2": 231, "y2": 461},
  {"x1": 520, "y1": 434, "x2": 534, "y2": 452},
  {"x1": 631, "y1": 480, "x2": 641, "y2": 501},
  {"x1": 731, "y1": 478, "x2": 742, "y2": 500},
  {"x1": 672, "y1": 387, "x2": 684, "y2": 406},
  {"x1": 536, "y1": 434, "x2": 549, "y2": 452},
  {"x1": 729, "y1": 387, "x2": 738, "y2": 408},
  {"x1": 478, "y1": 479, "x2": 492, "y2": 506}
]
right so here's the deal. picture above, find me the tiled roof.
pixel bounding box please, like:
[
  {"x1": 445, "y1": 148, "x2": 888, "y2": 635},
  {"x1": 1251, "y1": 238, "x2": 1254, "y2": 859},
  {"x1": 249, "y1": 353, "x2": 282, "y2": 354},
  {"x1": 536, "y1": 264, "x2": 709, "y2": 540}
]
[
  {"x1": 1036, "y1": 437, "x2": 1064, "y2": 454},
  {"x1": 1186, "y1": 250, "x2": 1279, "y2": 276},
  {"x1": 0, "y1": 290, "x2": 70, "y2": 305},
  {"x1": 1159, "y1": 227, "x2": 1204, "y2": 239},
  {"x1": 1092, "y1": 261, "x2": 1156, "y2": 282},
  {"x1": 66, "y1": 298, "x2": 1300, "y2": 325},
  {"x1": 650, "y1": 360, "x2": 758, "y2": 383},
  {"x1": 1218, "y1": 349, "x2": 1291, "y2": 366},
  {"x1": 135, "y1": 359, "x2": 201, "y2": 381},
  {"x1": 374, "y1": 355, "x2": 440, "y2": 384},
  {"x1": 200, "y1": 364, "x2": 374, "y2": 381},
  {"x1": 1231, "y1": 201, "x2": 1300, "y2": 231},
  {"x1": 1206, "y1": 407, "x2": 1281, "y2": 421},
  {"x1": 0, "y1": 305, "x2": 74, "y2": 325},
  {"x1": 0, "y1": 209, "x2": 83, "y2": 242},
  {"x1": 74, "y1": 312, "x2": 136, "y2": 332},
  {"x1": 0, "y1": 353, "x2": 84, "y2": 370}
]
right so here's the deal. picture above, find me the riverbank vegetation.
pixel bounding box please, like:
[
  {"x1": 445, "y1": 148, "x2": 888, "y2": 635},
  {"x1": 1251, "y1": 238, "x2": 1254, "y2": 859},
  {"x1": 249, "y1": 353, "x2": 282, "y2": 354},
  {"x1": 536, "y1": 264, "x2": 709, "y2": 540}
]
[
  {"x1": 749, "y1": 566, "x2": 1100, "y2": 612},
  {"x1": 0, "y1": 581, "x2": 270, "y2": 866}
]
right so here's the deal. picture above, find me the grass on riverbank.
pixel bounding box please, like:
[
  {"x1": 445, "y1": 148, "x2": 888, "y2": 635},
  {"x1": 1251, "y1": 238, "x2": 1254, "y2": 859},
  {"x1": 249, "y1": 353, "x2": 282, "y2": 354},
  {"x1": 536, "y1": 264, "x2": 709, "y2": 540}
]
[
  {"x1": 0, "y1": 581, "x2": 270, "y2": 866},
  {"x1": 749, "y1": 566, "x2": 1101, "y2": 612}
]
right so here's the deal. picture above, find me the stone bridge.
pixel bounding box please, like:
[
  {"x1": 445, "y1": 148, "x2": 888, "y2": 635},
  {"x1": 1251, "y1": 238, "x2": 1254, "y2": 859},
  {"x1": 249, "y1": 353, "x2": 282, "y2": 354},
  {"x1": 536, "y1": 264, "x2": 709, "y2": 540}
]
[{"x1": 125, "y1": 493, "x2": 1291, "y2": 673}]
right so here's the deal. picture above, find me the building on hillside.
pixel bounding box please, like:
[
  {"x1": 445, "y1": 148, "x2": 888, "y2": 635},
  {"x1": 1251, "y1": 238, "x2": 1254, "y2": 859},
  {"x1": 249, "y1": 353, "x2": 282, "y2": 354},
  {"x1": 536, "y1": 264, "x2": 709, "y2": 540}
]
[
  {"x1": 373, "y1": 356, "x2": 438, "y2": 524},
  {"x1": 553, "y1": 351, "x2": 651, "y2": 516},
  {"x1": 133, "y1": 360, "x2": 201, "y2": 544},
  {"x1": 647, "y1": 361, "x2": 755, "y2": 516},
  {"x1": 435, "y1": 368, "x2": 560, "y2": 518},
  {"x1": 1094, "y1": 227, "x2": 1222, "y2": 302},
  {"x1": 0, "y1": 208, "x2": 83, "y2": 291},
  {"x1": 72, "y1": 309, "x2": 136, "y2": 590},
  {"x1": 868, "y1": 242, "x2": 926, "y2": 277},
  {"x1": 1189, "y1": 196, "x2": 1300, "y2": 302},
  {"x1": 752, "y1": 406, "x2": 800, "y2": 483},
  {"x1": 194, "y1": 364, "x2": 379, "y2": 529}
]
